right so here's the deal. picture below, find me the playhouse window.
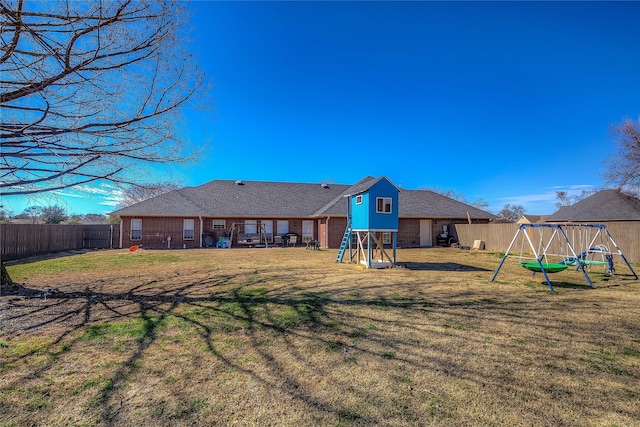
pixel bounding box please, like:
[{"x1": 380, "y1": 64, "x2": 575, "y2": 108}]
[
  {"x1": 212, "y1": 219, "x2": 226, "y2": 230},
  {"x1": 382, "y1": 232, "x2": 391, "y2": 244},
  {"x1": 376, "y1": 197, "x2": 392, "y2": 214},
  {"x1": 183, "y1": 219, "x2": 195, "y2": 240},
  {"x1": 131, "y1": 219, "x2": 142, "y2": 240},
  {"x1": 355, "y1": 195, "x2": 363, "y2": 205}
]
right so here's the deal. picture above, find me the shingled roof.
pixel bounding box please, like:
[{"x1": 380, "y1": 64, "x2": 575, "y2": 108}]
[
  {"x1": 545, "y1": 190, "x2": 640, "y2": 222},
  {"x1": 398, "y1": 190, "x2": 494, "y2": 219},
  {"x1": 112, "y1": 178, "x2": 496, "y2": 220},
  {"x1": 112, "y1": 180, "x2": 351, "y2": 217}
]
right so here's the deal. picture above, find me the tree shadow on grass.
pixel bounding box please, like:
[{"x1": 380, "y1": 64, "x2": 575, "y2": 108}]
[
  {"x1": 1, "y1": 274, "x2": 386, "y2": 424},
  {"x1": 399, "y1": 262, "x2": 491, "y2": 272},
  {"x1": 2, "y1": 270, "x2": 639, "y2": 425},
  {"x1": 522, "y1": 270, "x2": 639, "y2": 291}
]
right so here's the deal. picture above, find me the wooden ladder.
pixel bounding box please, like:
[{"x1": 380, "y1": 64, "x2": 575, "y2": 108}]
[{"x1": 336, "y1": 219, "x2": 352, "y2": 263}]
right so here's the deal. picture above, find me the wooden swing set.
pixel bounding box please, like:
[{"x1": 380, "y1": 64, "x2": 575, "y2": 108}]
[{"x1": 491, "y1": 224, "x2": 638, "y2": 291}]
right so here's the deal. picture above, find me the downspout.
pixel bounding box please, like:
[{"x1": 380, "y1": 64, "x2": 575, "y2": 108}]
[
  {"x1": 325, "y1": 216, "x2": 330, "y2": 249},
  {"x1": 119, "y1": 218, "x2": 123, "y2": 249},
  {"x1": 199, "y1": 216, "x2": 203, "y2": 248}
]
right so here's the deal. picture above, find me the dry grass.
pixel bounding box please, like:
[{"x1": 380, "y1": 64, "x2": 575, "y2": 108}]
[{"x1": 1, "y1": 248, "x2": 639, "y2": 426}]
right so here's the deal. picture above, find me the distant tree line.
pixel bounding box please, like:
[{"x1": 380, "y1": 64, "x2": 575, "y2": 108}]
[{"x1": 0, "y1": 205, "x2": 114, "y2": 225}]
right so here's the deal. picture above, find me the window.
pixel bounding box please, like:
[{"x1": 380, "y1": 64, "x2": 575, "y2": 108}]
[
  {"x1": 183, "y1": 219, "x2": 195, "y2": 240},
  {"x1": 131, "y1": 219, "x2": 142, "y2": 240},
  {"x1": 382, "y1": 232, "x2": 391, "y2": 245},
  {"x1": 376, "y1": 197, "x2": 392, "y2": 214},
  {"x1": 355, "y1": 195, "x2": 363, "y2": 204},
  {"x1": 277, "y1": 220, "x2": 289, "y2": 236},
  {"x1": 212, "y1": 219, "x2": 226, "y2": 230},
  {"x1": 302, "y1": 220, "x2": 313, "y2": 241},
  {"x1": 245, "y1": 219, "x2": 257, "y2": 234}
]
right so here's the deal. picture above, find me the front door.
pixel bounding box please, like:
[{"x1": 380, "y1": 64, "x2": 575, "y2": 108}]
[{"x1": 420, "y1": 220, "x2": 432, "y2": 247}]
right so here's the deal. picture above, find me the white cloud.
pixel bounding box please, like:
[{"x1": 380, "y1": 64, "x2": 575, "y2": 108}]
[
  {"x1": 549, "y1": 184, "x2": 594, "y2": 191},
  {"x1": 53, "y1": 190, "x2": 84, "y2": 199},
  {"x1": 98, "y1": 199, "x2": 121, "y2": 207},
  {"x1": 47, "y1": 183, "x2": 125, "y2": 213},
  {"x1": 73, "y1": 185, "x2": 114, "y2": 196}
]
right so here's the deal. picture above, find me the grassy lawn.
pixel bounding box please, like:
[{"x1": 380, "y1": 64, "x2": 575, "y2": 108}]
[{"x1": 1, "y1": 248, "x2": 639, "y2": 426}]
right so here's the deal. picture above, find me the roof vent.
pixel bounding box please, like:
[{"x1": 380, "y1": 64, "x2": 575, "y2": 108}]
[
  {"x1": 321, "y1": 183, "x2": 329, "y2": 189},
  {"x1": 235, "y1": 180, "x2": 244, "y2": 186}
]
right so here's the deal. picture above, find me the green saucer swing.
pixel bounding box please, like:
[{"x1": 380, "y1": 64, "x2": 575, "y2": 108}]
[{"x1": 518, "y1": 262, "x2": 568, "y2": 273}]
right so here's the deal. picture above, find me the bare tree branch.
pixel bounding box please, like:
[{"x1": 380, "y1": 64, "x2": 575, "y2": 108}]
[
  {"x1": 117, "y1": 181, "x2": 182, "y2": 208},
  {"x1": 0, "y1": 0, "x2": 212, "y2": 197},
  {"x1": 603, "y1": 117, "x2": 640, "y2": 196},
  {"x1": 0, "y1": 0, "x2": 23, "y2": 64}
]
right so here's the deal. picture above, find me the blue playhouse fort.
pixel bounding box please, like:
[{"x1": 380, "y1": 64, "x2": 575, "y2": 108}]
[{"x1": 336, "y1": 176, "x2": 399, "y2": 268}]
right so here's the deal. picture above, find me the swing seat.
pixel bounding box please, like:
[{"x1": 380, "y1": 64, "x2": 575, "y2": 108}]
[
  {"x1": 518, "y1": 262, "x2": 568, "y2": 273},
  {"x1": 580, "y1": 260, "x2": 610, "y2": 266}
]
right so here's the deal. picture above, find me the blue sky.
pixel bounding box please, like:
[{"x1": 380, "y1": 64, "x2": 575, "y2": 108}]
[{"x1": 4, "y1": 1, "x2": 639, "y2": 216}]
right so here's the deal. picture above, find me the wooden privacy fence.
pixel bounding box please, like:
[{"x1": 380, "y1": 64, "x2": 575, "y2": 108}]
[
  {"x1": 1, "y1": 224, "x2": 118, "y2": 261},
  {"x1": 453, "y1": 222, "x2": 640, "y2": 263}
]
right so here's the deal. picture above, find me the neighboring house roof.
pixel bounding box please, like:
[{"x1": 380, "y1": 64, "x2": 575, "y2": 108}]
[
  {"x1": 2, "y1": 219, "x2": 39, "y2": 224},
  {"x1": 112, "y1": 178, "x2": 496, "y2": 220},
  {"x1": 517, "y1": 215, "x2": 549, "y2": 224},
  {"x1": 545, "y1": 190, "x2": 640, "y2": 222}
]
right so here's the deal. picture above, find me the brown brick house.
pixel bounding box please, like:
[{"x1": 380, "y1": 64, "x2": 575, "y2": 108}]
[{"x1": 111, "y1": 176, "x2": 495, "y2": 249}]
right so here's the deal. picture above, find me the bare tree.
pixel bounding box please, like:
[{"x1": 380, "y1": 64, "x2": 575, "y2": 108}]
[
  {"x1": 0, "y1": 0, "x2": 209, "y2": 196},
  {"x1": 470, "y1": 198, "x2": 489, "y2": 210},
  {"x1": 555, "y1": 191, "x2": 572, "y2": 208},
  {"x1": 555, "y1": 189, "x2": 598, "y2": 208},
  {"x1": 23, "y1": 205, "x2": 42, "y2": 224},
  {"x1": 0, "y1": 206, "x2": 12, "y2": 223},
  {"x1": 117, "y1": 182, "x2": 181, "y2": 208},
  {"x1": 496, "y1": 204, "x2": 525, "y2": 222},
  {"x1": 603, "y1": 118, "x2": 640, "y2": 196},
  {"x1": 0, "y1": 0, "x2": 210, "y2": 289},
  {"x1": 424, "y1": 186, "x2": 488, "y2": 210}
]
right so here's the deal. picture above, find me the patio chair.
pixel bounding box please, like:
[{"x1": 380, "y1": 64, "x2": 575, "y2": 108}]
[{"x1": 287, "y1": 235, "x2": 297, "y2": 247}]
